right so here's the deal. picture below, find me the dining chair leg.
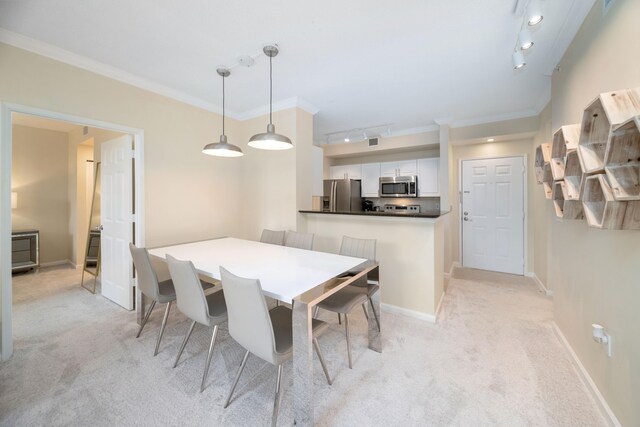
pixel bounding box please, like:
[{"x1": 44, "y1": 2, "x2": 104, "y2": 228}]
[
  {"x1": 369, "y1": 298, "x2": 381, "y2": 332},
  {"x1": 200, "y1": 325, "x2": 219, "y2": 393},
  {"x1": 224, "y1": 350, "x2": 250, "y2": 408},
  {"x1": 313, "y1": 337, "x2": 332, "y2": 385},
  {"x1": 272, "y1": 364, "x2": 284, "y2": 427},
  {"x1": 344, "y1": 314, "x2": 352, "y2": 369},
  {"x1": 361, "y1": 303, "x2": 369, "y2": 320},
  {"x1": 154, "y1": 301, "x2": 172, "y2": 356},
  {"x1": 136, "y1": 300, "x2": 156, "y2": 338},
  {"x1": 173, "y1": 320, "x2": 196, "y2": 368},
  {"x1": 338, "y1": 313, "x2": 342, "y2": 325}
]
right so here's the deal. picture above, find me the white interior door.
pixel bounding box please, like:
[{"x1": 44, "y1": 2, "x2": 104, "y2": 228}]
[
  {"x1": 101, "y1": 135, "x2": 133, "y2": 309},
  {"x1": 461, "y1": 156, "x2": 524, "y2": 275}
]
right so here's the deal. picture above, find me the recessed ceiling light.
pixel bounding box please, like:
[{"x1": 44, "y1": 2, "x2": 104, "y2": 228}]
[{"x1": 487, "y1": 138, "x2": 495, "y2": 142}]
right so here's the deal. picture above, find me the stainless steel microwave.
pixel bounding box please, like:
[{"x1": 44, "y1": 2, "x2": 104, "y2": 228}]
[{"x1": 379, "y1": 175, "x2": 418, "y2": 198}]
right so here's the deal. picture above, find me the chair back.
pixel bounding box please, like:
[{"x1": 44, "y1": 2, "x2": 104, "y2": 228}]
[
  {"x1": 166, "y1": 255, "x2": 211, "y2": 326},
  {"x1": 220, "y1": 267, "x2": 277, "y2": 365},
  {"x1": 260, "y1": 229, "x2": 285, "y2": 245},
  {"x1": 284, "y1": 231, "x2": 314, "y2": 250},
  {"x1": 340, "y1": 236, "x2": 376, "y2": 260},
  {"x1": 129, "y1": 243, "x2": 161, "y2": 301}
]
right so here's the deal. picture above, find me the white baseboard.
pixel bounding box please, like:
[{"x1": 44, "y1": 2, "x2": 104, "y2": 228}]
[
  {"x1": 434, "y1": 292, "x2": 445, "y2": 319},
  {"x1": 381, "y1": 303, "x2": 436, "y2": 323},
  {"x1": 444, "y1": 261, "x2": 461, "y2": 279},
  {"x1": 39, "y1": 259, "x2": 74, "y2": 268},
  {"x1": 551, "y1": 322, "x2": 621, "y2": 427},
  {"x1": 525, "y1": 271, "x2": 554, "y2": 297}
]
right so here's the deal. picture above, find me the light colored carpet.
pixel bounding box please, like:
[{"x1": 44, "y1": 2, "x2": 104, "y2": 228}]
[{"x1": 0, "y1": 265, "x2": 607, "y2": 426}]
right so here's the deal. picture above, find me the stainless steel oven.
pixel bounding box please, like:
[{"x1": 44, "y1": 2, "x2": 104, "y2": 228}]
[{"x1": 379, "y1": 175, "x2": 418, "y2": 197}]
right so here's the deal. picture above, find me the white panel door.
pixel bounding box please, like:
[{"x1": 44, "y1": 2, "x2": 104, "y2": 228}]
[
  {"x1": 101, "y1": 135, "x2": 134, "y2": 309},
  {"x1": 461, "y1": 157, "x2": 524, "y2": 275}
]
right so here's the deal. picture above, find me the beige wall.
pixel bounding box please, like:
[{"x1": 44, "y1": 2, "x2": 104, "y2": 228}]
[
  {"x1": 0, "y1": 42, "x2": 244, "y2": 252},
  {"x1": 11, "y1": 125, "x2": 70, "y2": 264},
  {"x1": 449, "y1": 139, "x2": 537, "y2": 274},
  {"x1": 546, "y1": 0, "x2": 640, "y2": 425}
]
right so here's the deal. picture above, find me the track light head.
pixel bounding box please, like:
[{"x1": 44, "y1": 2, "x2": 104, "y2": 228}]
[
  {"x1": 527, "y1": 0, "x2": 543, "y2": 26},
  {"x1": 519, "y1": 28, "x2": 534, "y2": 50},
  {"x1": 513, "y1": 50, "x2": 526, "y2": 69}
]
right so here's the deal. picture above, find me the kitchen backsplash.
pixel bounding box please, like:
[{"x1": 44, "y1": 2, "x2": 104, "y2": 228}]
[{"x1": 364, "y1": 197, "x2": 440, "y2": 212}]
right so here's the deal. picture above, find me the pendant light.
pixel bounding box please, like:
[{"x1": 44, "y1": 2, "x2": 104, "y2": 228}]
[
  {"x1": 202, "y1": 67, "x2": 244, "y2": 157},
  {"x1": 248, "y1": 45, "x2": 293, "y2": 150}
]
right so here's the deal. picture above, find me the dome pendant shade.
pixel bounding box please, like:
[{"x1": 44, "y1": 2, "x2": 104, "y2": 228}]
[
  {"x1": 202, "y1": 67, "x2": 243, "y2": 157},
  {"x1": 202, "y1": 134, "x2": 244, "y2": 157},
  {"x1": 248, "y1": 123, "x2": 292, "y2": 150},
  {"x1": 248, "y1": 45, "x2": 293, "y2": 150}
]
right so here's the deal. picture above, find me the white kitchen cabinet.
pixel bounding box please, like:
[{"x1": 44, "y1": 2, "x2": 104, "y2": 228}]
[
  {"x1": 361, "y1": 163, "x2": 381, "y2": 197},
  {"x1": 330, "y1": 164, "x2": 361, "y2": 180},
  {"x1": 417, "y1": 158, "x2": 439, "y2": 196},
  {"x1": 380, "y1": 160, "x2": 417, "y2": 177}
]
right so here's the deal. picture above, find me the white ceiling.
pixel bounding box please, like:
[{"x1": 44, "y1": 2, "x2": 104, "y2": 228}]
[{"x1": 0, "y1": 0, "x2": 595, "y2": 143}]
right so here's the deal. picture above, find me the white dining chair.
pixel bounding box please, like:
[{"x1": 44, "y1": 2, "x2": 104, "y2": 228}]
[
  {"x1": 315, "y1": 236, "x2": 379, "y2": 369},
  {"x1": 284, "y1": 231, "x2": 314, "y2": 250},
  {"x1": 220, "y1": 267, "x2": 331, "y2": 427},
  {"x1": 260, "y1": 229, "x2": 286, "y2": 245},
  {"x1": 166, "y1": 255, "x2": 228, "y2": 393}
]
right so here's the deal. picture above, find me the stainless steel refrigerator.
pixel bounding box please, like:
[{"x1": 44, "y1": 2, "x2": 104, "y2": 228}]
[{"x1": 322, "y1": 179, "x2": 363, "y2": 212}]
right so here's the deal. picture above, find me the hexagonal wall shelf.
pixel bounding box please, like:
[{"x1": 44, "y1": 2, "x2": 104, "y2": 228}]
[
  {"x1": 604, "y1": 116, "x2": 640, "y2": 201},
  {"x1": 564, "y1": 150, "x2": 589, "y2": 200},
  {"x1": 552, "y1": 180, "x2": 584, "y2": 220},
  {"x1": 578, "y1": 88, "x2": 640, "y2": 174},
  {"x1": 550, "y1": 124, "x2": 580, "y2": 180},
  {"x1": 535, "y1": 143, "x2": 552, "y2": 184},
  {"x1": 582, "y1": 174, "x2": 640, "y2": 230},
  {"x1": 542, "y1": 163, "x2": 553, "y2": 199}
]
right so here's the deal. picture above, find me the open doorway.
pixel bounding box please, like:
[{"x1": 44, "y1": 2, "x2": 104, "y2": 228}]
[{"x1": 1, "y1": 104, "x2": 145, "y2": 361}]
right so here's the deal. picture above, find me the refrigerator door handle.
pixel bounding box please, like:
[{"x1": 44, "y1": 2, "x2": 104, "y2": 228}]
[{"x1": 330, "y1": 181, "x2": 337, "y2": 211}]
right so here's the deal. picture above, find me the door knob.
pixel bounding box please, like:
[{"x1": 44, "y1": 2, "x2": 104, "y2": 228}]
[
  {"x1": 464, "y1": 217, "x2": 472, "y2": 221},
  {"x1": 464, "y1": 211, "x2": 468, "y2": 215}
]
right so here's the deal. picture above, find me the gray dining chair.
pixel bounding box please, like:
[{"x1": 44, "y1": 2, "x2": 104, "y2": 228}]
[
  {"x1": 284, "y1": 231, "x2": 314, "y2": 250},
  {"x1": 260, "y1": 229, "x2": 286, "y2": 245},
  {"x1": 129, "y1": 243, "x2": 177, "y2": 356},
  {"x1": 315, "y1": 236, "x2": 379, "y2": 369},
  {"x1": 220, "y1": 267, "x2": 331, "y2": 427},
  {"x1": 166, "y1": 255, "x2": 228, "y2": 393}
]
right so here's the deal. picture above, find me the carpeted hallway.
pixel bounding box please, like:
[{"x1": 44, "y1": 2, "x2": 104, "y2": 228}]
[{"x1": 0, "y1": 265, "x2": 606, "y2": 426}]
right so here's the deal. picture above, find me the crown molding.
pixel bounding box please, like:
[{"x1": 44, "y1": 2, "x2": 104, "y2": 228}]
[
  {"x1": 450, "y1": 107, "x2": 539, "y2": 129},
  {"x1": 236, "y1": 96, "x2": 319, "y2": 121},
  {"x1": 390, "y1": 125, "x2": 439, "y2": 137}
]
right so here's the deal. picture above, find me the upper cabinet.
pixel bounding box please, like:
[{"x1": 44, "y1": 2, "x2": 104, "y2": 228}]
[
  {"x1": 417, "y1": 158, "x2": 439, "y2": 196},
  {"x1": 330, "y1": 157, "x2": 439, "y2": 197},
  {"x1": 380, "y1": 160, "x2": 417, "y2": 177},
  {"x1": 361, "y1": 163, "x2": 381, "y2": 197},
  {"x1": 330, "y1": 164, "x2": 361, "y2": 180}
]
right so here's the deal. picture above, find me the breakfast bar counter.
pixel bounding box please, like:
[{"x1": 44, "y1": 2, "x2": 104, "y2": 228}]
[{"x1": 300, "y1": 210, "x2": 448, "y2": 321}]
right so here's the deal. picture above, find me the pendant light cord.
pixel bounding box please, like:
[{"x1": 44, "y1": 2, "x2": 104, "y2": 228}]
[
  {"x1": 269, "y1": 54, "x2": 273, "y2": 125},
  {"x1": 222, "y1": 75, "x2": 226, "y2": 136}
]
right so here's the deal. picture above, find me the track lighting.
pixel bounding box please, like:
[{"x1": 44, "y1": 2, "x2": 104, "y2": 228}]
[
  {"x1": 519, "y1": 28, "x2": 534, "y2": 50},
  {"x1": 513, "y1": 50, "x2": 526, "y2": 69},
  {"x1": 527, "y1": 0, "x2": 543, "y2": 26}
]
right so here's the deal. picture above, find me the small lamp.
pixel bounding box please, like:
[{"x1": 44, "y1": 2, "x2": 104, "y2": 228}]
[{"x1": 11, "y1": 192, "x2": 17, "y2": 209}]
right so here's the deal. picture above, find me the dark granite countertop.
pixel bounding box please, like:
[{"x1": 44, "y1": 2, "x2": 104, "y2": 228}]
[{"x1": 299, "y1": 210, "x2": 447, "y2": 219}]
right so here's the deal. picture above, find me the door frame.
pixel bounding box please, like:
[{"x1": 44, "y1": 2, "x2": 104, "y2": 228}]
[
  {"x1": 458, "y1": 154, "x2": 528, "y2": 275},
  {"x1": 0, "y1": 102, "x2": 145, "y2": 361}
]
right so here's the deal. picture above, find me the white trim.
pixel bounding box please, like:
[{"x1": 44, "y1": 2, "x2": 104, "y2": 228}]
[
  {"x1": 0, "y1": 103, "x2": 145, "y2": 362},
  {"x1": 551, "y1": 322, "x2": 622, "y2": 427},
  {"x1": 450, "y1": 108, "x2": 539, "y2": 129},
  {"x1": 236, "y1": 96, "x2": 319, "y2": 120},
  {"x1": 381, "y1": 303, "x2": 436, "y2": 323},
  {"x1": 39, "y1": 260, "x2": 74, "y2": 268},
  {"x1": 434, "y1": 292, "x2": 446, "y2": 318},
  {"x1": 459, "y1": 155, "x2": 528, "y2": 275},
  {"x1": 525, "y1": 271, "x2": 554, "y2": 296},
  {"x1": 390, "y1": 125, "x2": 439, "y2": 138},
  {"x1": 443, "y1": 261, "x2": 460, "y2": 279}
]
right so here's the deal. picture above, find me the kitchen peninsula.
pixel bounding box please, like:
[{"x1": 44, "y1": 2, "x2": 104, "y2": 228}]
[{"x1": 300, "y1": 209, "x2": 447, "y2": 321}]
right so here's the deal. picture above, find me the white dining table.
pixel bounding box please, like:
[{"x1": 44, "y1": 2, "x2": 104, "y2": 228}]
[{"x1": 148, "y1": 237, "x2": 382, "y2": 426}]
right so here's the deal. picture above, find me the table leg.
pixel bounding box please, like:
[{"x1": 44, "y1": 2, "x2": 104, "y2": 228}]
[{"x1": 292, "y1": 300, "x2": 314, "y2": 426}]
